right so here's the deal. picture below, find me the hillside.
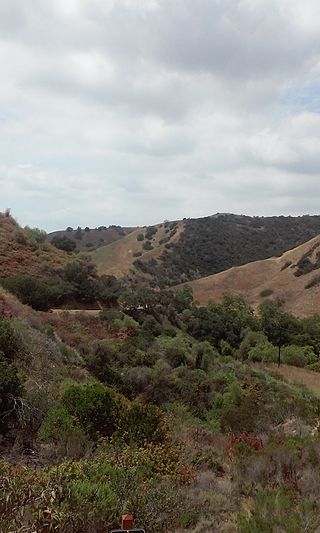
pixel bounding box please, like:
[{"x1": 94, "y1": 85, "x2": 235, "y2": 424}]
[
  {"x1": 146, "y1": 213, "x2": 320, "y2": 286},
  {"x1": 88, "y1": 213, "x2": 320, "y2": 287},
  {"x1": 91, "y1": 220, "x2": 183, "y2": 280},
  {"x1": 48, "y1": 225, "x2": 136, "y2": 252},
  {"x1": 0, "y1": 213, "x2": 69, "y2": 279},
  {"x1": 3, "y1": 266, "x2": 320, "y2": 531},
  {"x1": 186, "y1": 235, "x2": 320, "y2": 316}
]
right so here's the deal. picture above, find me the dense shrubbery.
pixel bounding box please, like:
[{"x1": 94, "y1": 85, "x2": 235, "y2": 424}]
[
  {"x1": 51, "y1": 234, "x2": 77, "y2": 252},
  {"x1": 4, "y1": 275, "x2": 320, "y2": 530},
  {"x1": 1, "y1": 275, "x2": 58, "y2": 311}
]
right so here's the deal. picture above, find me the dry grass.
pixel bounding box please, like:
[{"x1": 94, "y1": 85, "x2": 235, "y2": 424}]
[
  {"x1": 91, "y1": 221, "x2": 184, "y2": 278},
  {"x1": 0, "y1": 213, "x2": 69, "y2": 280},
  {"x1": 261, "y1": 363, "x2": 320, "y2": 397},
  {"x1": 185, "y1": 236, "x2": 320, "y2": 317}
]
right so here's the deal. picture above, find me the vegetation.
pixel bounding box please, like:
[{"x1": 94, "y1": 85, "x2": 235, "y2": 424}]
[
  {"x1": 4, "y1": 212, "x2": 320, "y2": 530},
  {"x1": 139, "y1": 214, "x2": 320, "y2": 286}
]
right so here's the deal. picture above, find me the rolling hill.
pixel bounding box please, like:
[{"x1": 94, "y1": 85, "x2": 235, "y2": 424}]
[
  {"x1": 186, "y1": 235, "x2": 320, "y2": 316},
  {"x1": 88, "y1": 213, "x2": 320, "y2": 288}
]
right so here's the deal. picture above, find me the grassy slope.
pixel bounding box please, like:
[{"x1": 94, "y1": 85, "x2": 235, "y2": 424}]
[
  {"x1": 185, "y1": 236, "x2": 320, "y2": 316},
  {"x1": 91, "y1": 221, "x2": 184, "y2": 278},
  {"x1": 264, "y1": 363, "x2": 320, "y2": 397},
  {"x1": 0, "y1": 214, "x2": 69, "y2": 279}
]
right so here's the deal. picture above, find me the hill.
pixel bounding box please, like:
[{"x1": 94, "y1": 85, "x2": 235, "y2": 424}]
[
  {"x1": 88, "y1": 213, "x2": 320, "y2": 288},
  {"x1": 186, "y1": 235, "x2": 320, "y2": 316},
  {"x1": 0, "y1": 212, "x2": 69, "y2": 279},
  {"x1": 91, "y1": 220, "x2": 183, "y2": 281},
  {"x1": 48, "y1": 224, "x2": 136, "y2": 252}
]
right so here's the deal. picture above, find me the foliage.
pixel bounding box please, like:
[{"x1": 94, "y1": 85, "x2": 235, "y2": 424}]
[
  {"x1": 1, "y1": 274, "x2": 57, "y2": 311},
  {"x1": 116, "y1": 403, "x2": 166, "y2": 445},
  {"x1": 0, "y1": 318, "x2": 21, "y2": 360},
  {"x1": 39, "y1": 405, "x2": 90, "y2": 459},
  {"x1": 0, "y1": 359, "x2": 24, "y2": 434},
  {"x1": 62, "y1": 382, "x2": 121, "y2": 438},
  {"x1": 145, "y1": 213, "x2": 320, "y2": 286},
  {"x1": 52, "y1": 235, "x2": 77, "y2": 252}
]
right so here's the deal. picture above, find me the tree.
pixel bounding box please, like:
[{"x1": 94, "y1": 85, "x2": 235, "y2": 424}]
[
  {"x1": 51, "y1": 235, "x2": 76, "y2": 252},
  {"x1": 75, "y1": 226, "x2": 83, "y2": 240},
  {"x1": 259, "y1": 300, "x2": 301, "y2": 365}
]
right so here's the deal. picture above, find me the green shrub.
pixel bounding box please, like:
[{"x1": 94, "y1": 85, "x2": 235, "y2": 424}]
[
  {"x1": 39, "y1": 405, "x2": 90, "y2": 458},
  {"x1": 154, "y1": 335, "x2": 192, "y2": 367},
  {"x1": 1, "y1": 275, "x2": 55, "y2": 311},
  {"x1": 0, "y1": 319, "x2": 21, "y2": 360},
  {"x1": 0, "y1": 359, "x2": 24, "y2": 434},
  {"x1": 307, "y1": 361, "x2": 320, "y2": 372},
  {"x1": 248, "y1": 341, "x2": 277, "y2": 363},
  {"x1": 282, "y1": 345, "x2": 317, "y2": 367},
  {"x1": 137, "y1": 232, "x2": 144, "y2": 241},
  {"x1": 237, "y1": 487, "x2": 320, "y2": 532},
  {"x1": 62, "y1": 382, "x2": 121, "y2": 438},
  {"x1": 116, "y1": 403, "x2": 166, "y2": 445}
]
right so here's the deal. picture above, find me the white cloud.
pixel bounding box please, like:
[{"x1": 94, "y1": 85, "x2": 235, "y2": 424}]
[{"x1": 0, "y1": 0, "x2": 320, "y2": 230}]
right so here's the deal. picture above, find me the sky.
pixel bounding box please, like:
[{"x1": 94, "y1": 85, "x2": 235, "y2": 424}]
[{"x1": 1, "y1": 0, "x2": 320, "y2": 231}]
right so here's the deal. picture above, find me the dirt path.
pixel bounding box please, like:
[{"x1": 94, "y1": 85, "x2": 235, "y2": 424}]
[
  {"x1": 261, "y1": 363, "x2": 320, "y2": 397},
  {"x1": 51, "y1": 309, "x2": 101, "y2": 317}
]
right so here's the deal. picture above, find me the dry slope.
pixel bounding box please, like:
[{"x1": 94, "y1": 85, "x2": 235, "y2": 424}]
[
  {"x1": 91, "y1": 221, "x2": 184, "y2": 279},
  {"x1": 0, "y1": 213, "x2": 69, "y2": 280},
  {"x1": 186, "y1": 235, "x2": 320, "y2": 317}
]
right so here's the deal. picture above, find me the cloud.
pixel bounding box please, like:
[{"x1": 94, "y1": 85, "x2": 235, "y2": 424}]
[{"x1": 0, "y1": 0, "x2": 320, "y2": 230}]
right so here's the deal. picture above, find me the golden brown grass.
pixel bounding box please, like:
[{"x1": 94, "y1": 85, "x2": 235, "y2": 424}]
[
  {"x1": 261, "y1": 363, "x2": 320, "y2": 397},
  {"x1": 91, "y1": 221, "x2": 184, "y2": 278},
  {"x1": 185, "y1": 236, "x2": 320, "y2": 317}
]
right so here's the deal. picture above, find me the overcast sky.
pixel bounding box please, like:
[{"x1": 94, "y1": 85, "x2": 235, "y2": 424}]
[{"x1": 1, "y1": 0, "x2": 320, "y2": 231}]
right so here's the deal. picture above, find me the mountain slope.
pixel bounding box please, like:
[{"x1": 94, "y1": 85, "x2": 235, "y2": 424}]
[
  {"x1": 186, "y1": 235, "x2": 320, "y2": 316},
  {"x1": 147, "y1": 213, "x2": 320, "y2": 286},
  {"x1": 0, "y1": 213, "x2": 69, "y2": 279},
  {"x1": 91, "y1": 220, "x2": 183, "y2": 280},
  {"x1": 89, "y1": 213, "x2": 320, "y2": 288}
]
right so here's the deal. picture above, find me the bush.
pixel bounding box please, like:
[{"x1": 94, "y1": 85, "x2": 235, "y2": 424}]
[
  {"x1": 24, "y1": 226, "x2": 47, "y2": 246},
  {"x1": 145, "y1": 226, "x2": 157, "y2": 240},
  {"x1": 143, "y1": 240, "x2": 153, "y2": 251},
  {"x1": 248, "y1": 341, "x2": 277, "y2": 363},
  {"x1": 116, "y1": 403, "x2": 166, "y2": 445},
  {"x1": 0, "y1": 359, "x2": 24, "y2": 434},
  {"x1": 62, "y1": 382, "x2": 121, "y2": 438},
  {"x1": 237, "y1": 487, "x2": 319, "y2": 532},
  {"x1": 0, "y1": 319, "x2": 21, "y2": 360},
  {"x1": 137, "y1": 233, "x2": 144, "y2": 241},
  {"x1": 39, "y1": 405, "x2": 90, "y2": 459},
  {"x1": 51, "y1": 235, "x2": 76, "y2": 252},
  {"x1": 282, "y1": 345, "x2": 317, "y2": 367},
  {"x1": 1, "y1": 275, "x2": 55, "y2": 311}
]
